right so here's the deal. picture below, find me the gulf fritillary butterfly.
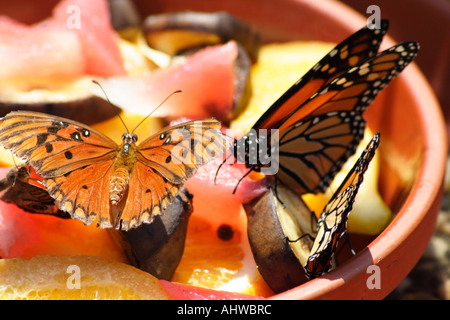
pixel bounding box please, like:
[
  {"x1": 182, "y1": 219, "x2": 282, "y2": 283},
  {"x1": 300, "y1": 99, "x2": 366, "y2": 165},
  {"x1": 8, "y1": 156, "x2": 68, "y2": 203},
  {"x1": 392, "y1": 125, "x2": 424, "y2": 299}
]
[{"x1": 0, "y1": 111, "x2": 227, "y2": 230}]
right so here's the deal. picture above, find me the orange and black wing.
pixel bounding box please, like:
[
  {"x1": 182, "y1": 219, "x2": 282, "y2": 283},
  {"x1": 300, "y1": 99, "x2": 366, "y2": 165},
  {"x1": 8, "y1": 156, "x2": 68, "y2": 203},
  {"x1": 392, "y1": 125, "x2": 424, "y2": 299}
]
[
  {"x1": 274, "y1": 111, "x2": 365, "y2": 194},
  {"x1": 304, "y1": 133, "x2": 380, "y2": 279},
  {"x1": 255, "y1": 41, "x2": 418, "y2": 194},
  {"x1": 0, "y1": 111, "x2": 119, "y2": 227},
  {"x1": 253, "y1": 20, "x2": 389, "y2": 130},
  {"x1": 136, "y1": 118, "x2": 228, "y2": 184},
  {"x1": 113, "y1": 118, "x2": 227, "y2": 230},
  {"x1": 0, "y1": 111, "x2": 118, "y2": 178},
  {"x1": 0, "y1": 165, "x2": 61, "y2": 215},
  {"x1": 276, "y1": 41, "x2": 419, "y2": 131},
  {"x1": 226, "y1": 20, "x2": 417, "y2": 195}
]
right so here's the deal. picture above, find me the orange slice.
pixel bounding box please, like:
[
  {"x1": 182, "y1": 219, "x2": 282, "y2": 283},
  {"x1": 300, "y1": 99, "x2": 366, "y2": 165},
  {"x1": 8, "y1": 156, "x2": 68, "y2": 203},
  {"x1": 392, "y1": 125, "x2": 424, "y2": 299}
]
[
  {"x1": 171, "y1": 207, "x2": 274, "y2": 298},
  {"x1": 0, "y1": 255, "x2": 171, "y2": 300}
]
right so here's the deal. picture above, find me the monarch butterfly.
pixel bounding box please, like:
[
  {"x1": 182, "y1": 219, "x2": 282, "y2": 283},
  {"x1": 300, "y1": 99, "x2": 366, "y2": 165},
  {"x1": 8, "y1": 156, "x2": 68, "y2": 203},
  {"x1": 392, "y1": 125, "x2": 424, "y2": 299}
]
[
  {"x1": 0, "y1": 165, "x2": 66, "y2": 217},
  {"x1": 216, "y1": 20, "x2": 418, "y2": 195},
  {"x1": 304, "y1": 133, "x2": 380, "y2": 279},
  {"x1": 0, "y1": 111, "x2": 227, "y2": 231}
]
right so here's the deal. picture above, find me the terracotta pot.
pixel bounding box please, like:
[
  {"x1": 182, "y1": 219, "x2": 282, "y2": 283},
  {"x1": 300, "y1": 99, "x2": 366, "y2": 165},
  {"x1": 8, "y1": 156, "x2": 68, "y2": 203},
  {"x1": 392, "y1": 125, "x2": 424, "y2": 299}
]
[
  {"x1": 131, "y1": 0, "x2": 446, "y2": 300},
  {"x1": 340, "y1": 0, "x2": 450, "y2": 149},
  {"x1": 1, "y1": 0, "x2": 446, "y2": 299}
]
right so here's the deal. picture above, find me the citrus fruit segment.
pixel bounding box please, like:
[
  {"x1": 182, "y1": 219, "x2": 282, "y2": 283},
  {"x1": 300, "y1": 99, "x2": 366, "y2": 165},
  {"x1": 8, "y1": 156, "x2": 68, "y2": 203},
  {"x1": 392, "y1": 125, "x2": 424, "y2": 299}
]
[
  {"x1": 171, "y1": 213, "x2": 273, "y2": 298},
  {"x1": 173, "y1": 161, "x2": 274, "y2": 298},
  {"x1": 0, "y1": 147, "x2": 21, "y2": 167},
  {"x1": 231, "y1": 41, "x2": 335, "y2": 131},
  {"x1": 0, "y1": 255, "x2": 171, "y2": 300}
]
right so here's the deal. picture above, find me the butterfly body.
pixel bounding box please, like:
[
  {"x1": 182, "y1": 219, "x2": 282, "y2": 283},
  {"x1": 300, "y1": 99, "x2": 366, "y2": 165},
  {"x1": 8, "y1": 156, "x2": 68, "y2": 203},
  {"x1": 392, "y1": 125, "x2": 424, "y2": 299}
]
[
  {"x1": 233, "y1": 130, "x2": 272, "y2": 171},
  {"x1": 109, "y1": 133, "x2": 138, "y2": 205},
  {"x1": 0, "y1": 111, "x2": 227, "y2": 230}
]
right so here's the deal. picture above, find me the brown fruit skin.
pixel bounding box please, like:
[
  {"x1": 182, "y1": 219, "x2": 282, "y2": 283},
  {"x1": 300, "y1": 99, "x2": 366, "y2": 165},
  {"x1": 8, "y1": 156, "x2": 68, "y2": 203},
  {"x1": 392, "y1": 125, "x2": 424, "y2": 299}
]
[
  {"x1": 142, "y1": 11, "x2": 260, "y2": 61},
  {"x1": 0, "y1": 96, "x2": 120, "y2": 125},
  {"x1": 244, "y1": 188, "x2": 309, "y2": 293},
  {"x1": 113, "y1": 187, "x2": 193, "y2": 280}
]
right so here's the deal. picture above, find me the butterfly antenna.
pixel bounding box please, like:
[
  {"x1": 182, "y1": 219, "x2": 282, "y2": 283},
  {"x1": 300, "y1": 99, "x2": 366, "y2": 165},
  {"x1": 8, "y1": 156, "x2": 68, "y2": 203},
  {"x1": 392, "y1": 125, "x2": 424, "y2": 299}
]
[
  {"x1": 10, "y1": 152, "x2": 19, "y2": 188},
  {"x1": 92, "y1": 80, "x2": 130, "y2": 133},
  {"x1": 214, "y1": 152, "x2": 234, "y2": 185},
  {"x1": 10, "y1": 151, "x2": 17, "y2": 168},
  {"x1": 232, "y1": 168, "x2": 254, "y2": 194},
  {"x1": 131, "y1": 90, "x2": 182, "y2": 134}
]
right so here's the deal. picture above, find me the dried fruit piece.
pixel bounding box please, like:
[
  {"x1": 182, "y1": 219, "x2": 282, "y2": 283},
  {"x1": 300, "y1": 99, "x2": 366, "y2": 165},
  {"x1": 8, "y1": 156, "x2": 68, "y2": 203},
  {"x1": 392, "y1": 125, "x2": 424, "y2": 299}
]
[
  {"x1": 244, "y1": 184, "x2": 313, "y2": 293},
  {"x1": 111, "y1": 187, "x2": 193, "y2": 280}
]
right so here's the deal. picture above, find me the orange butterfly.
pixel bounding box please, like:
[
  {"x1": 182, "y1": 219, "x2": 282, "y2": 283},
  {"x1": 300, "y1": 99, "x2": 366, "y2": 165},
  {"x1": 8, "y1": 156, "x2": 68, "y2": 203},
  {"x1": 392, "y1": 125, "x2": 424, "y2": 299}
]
[
  {"x1": 0, "y1": 164, "x2": 67, "y2": 217},
  {"x1": 0, "y1": 111, "x2": 227, "y2": 230}
]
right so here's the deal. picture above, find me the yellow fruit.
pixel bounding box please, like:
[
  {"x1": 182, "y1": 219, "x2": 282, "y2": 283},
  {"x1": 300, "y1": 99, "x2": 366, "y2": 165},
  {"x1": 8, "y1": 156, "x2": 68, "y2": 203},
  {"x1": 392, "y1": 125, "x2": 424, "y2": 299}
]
[
  {"x1": 172, "y1": 209, "x2": 274, "y2": 297},
  {"x1": 118, "y1": 38, "x2": 158, "y2": 76},
  {"x1": 0, "y1": 147, "x2": 21, "y2": 167},
  {"x1": 0, "y1": 255, "x2": 171, "y2": 300},
  {"x1": 231, "y1": 41, "x2": 335, "y2": 131},
  {"x1": 90, "y1": 110, "x2": 163, "y2": 144}
]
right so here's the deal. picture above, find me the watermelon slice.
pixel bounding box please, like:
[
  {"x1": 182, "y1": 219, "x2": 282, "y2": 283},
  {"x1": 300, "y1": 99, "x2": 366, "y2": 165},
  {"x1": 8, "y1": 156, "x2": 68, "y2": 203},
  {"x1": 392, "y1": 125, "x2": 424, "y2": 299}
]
[
  {"x1": 0, "y1": 16, "x2": 84, "y2": 85},
  {"x1": 185, "y1": 155, "x2": 269, "y2": 229},
  {"x1": 50, "y1": 0, "x2": 126, "y2": 77},
  {"x1": 0, "y1": 0, "x2": 125, "y2": 85},
  {"x1": 92, "y1": 41, "x2": 238, "y2": 121}
]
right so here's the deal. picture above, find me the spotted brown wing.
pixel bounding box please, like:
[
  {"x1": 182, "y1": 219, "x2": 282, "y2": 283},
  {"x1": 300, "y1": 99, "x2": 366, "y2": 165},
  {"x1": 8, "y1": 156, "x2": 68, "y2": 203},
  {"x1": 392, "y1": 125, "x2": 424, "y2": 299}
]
[{"x1": 0, "y1": 111, "x2": 118, "y2": 178}]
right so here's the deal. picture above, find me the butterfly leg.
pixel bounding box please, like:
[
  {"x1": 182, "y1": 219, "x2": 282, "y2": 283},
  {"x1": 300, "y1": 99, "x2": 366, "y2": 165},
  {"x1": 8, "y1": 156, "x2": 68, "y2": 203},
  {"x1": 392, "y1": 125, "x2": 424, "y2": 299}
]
[
  {"x1": 232, "y1": 167, "x2": 253, "y2": 194},
  {"x1": 273, "y1": 176, "x2": 286, "y2": 208},
  {"x1": 344, "y1": 232, "x2": 356, "y2": 256},
  {"x1": 286, "y1": 233, "x2": 315, "y2": 243},
  {"x1": 214, "y1": 152, "x2": 234, "y2": 185},
  {"x1": 334, "y1": 233, "x2": 356, "y2": 266}
]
